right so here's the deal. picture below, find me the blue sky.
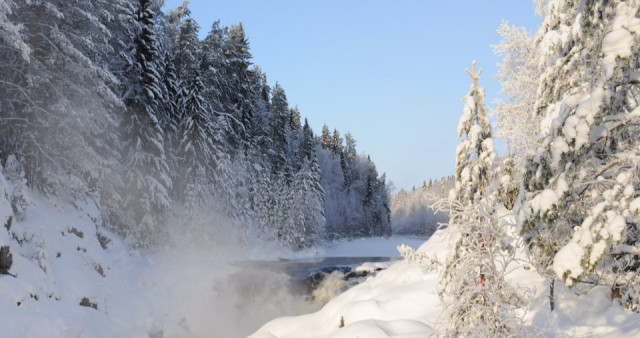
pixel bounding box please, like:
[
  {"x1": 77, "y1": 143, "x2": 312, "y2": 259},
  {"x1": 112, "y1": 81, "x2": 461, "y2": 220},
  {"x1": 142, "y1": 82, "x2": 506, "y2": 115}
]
[{"x1": 162, "y1": 0, "x2": 541, "y2": 192}]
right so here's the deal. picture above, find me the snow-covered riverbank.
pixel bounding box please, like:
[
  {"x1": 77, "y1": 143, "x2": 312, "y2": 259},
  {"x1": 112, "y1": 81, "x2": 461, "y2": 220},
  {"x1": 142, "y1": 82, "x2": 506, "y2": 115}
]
[
  {"x1": 252, "y1": 225, "x2": 640, "y2": 338},
  {"x1": 0, "y1": 182, "x2": 431, "y2": 337}
]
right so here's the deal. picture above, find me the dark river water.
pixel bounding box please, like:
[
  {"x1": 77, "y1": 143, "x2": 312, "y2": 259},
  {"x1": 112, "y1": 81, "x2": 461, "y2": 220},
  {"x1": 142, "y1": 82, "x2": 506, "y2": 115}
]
[{"x1": 236, "y1": 256, "x2": 400, "y2": 295}]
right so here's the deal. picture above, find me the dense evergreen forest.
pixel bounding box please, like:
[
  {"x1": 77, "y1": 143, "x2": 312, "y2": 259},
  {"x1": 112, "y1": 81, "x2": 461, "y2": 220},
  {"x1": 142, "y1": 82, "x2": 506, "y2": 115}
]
[{"x1": 0, "y1": 0, "x2": 391, "y2": 249}]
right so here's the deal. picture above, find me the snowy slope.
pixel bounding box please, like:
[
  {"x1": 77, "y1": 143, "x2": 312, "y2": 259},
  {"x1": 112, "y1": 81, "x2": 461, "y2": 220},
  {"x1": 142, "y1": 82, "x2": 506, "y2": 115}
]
[
  {"x1": 0, "y1": 176, "x2": 301, "y2": 337},
  {"x1": 252, "y1": 223, "x2": 640, "y2": 337}
]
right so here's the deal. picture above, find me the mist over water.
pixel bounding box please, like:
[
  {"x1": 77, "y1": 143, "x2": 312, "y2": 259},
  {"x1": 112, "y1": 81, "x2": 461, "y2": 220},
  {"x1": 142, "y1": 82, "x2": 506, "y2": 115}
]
[{"x1": 138, "y1": 212, "x2": 315, "y2": 337}]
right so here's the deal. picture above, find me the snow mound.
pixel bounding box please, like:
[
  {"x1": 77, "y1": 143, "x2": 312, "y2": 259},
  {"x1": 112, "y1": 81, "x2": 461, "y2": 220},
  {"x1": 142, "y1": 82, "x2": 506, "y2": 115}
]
[{"x1": 250, "y1": 229, "x2": 458, "y2": 337}]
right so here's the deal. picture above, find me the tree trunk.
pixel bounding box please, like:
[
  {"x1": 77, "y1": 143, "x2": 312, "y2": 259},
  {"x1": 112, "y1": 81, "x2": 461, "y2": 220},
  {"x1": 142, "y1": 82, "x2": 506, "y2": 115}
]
[{"x1": 549, "y1": 278, "x2": 555, "y2": 312}]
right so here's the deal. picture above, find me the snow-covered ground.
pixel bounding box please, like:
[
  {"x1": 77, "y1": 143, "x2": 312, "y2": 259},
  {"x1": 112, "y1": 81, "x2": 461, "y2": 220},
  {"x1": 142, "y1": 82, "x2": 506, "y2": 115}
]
[
  {"x1": 0, "y1": 187, "x2": 302, "y2": 337},
  {"x1": 0, "y1": 178, "x2": 431, "y2": 338},
  {"x1": 6, "y1": 183, "x2": 640, "y2": 338},
  {"x1": 252, "y1": 224, "x2": 640, "y2": 338}
]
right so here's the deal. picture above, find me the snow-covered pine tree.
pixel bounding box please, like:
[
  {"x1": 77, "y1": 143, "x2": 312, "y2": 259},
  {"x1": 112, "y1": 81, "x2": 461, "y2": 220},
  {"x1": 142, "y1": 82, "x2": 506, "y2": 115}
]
[
  {"x1": 247, "y1": 66, "x2": 272, "y2": 154},
  {"x1": 286, "y1": 157, "x2": 325, "y2": 249},
  {"x1": 269, "y1": 83, "x2": 291, "y2": 179},
  {"x1": 282, "y1": 120, "x2": 326, "y2": 249},
  {"x1": 320, "y1": 124, "x2": 331, "y2": 150},
  {"x1": 441, "y1": 62, "x2": 522, "y2": 336},
  {"x1": 172, "y1": 2, "x2": 200, "y2": 82},
  {"x1": 159, "y1": 51, "x2": 183, "y2": 192},
  {"x1": 121, "y1": 0, "x2": 171, "y2": 246},
  {"x1": 331, "y1": 129, "x2": 343, "y2": 157},
  {"x1": 286, "y1": 106, "x2": 303, "y2": 171},
  {"x1": 299, "y1": 119, "x2": 316, "y2": 162},
  {"x1": 1, "y1": 0, "x2": 122, "y2": 197},
  {"x1": 179, "y1": 65, "x2": 215, "y2": 209},
  {"x1": 451, "y1": 61, "x2": 496, "y2": 206},
  {"x1": 342, "y1": 132, "x2": 357, "y2": 187},
  {"x1": 521, "y1": 0, "x2": 640, "y2": 304},
  {"x1": 363, "y1": 161, "x2": 391, "y2": 236},
  {"x1": 201, "y1": 20, "x2": 225, "y2": 109},
  {"x1": 224, "y1": 23, "x2": 254, "y2": 153}
]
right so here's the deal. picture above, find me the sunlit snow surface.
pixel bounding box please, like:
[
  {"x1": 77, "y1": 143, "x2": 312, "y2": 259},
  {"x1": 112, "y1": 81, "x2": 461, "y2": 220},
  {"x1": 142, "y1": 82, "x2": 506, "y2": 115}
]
[{"x1": 252, "y1": 215, "x2": 640, "y2": 338}]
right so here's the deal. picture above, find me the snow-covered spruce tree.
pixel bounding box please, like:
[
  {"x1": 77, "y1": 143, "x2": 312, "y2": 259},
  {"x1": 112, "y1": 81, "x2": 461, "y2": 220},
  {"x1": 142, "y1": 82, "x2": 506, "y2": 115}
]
[
  {"x1": 342, "y1": 132, "x2": 357, "y2": 187},
  {"x1": 121, "y1": 0, "x2": 171, "y2": 246},
  {"x1": 201, "y1": 21, "x2": 226, "y2": 111},
  {"x1": 269, "y1": 83, "x2": 291, "y2": 180},
  {"x1": 286, "y1": 106, "x2": 303, "y2": 172},
  {"x1": 159, "y1": 51, "x2": 183, "y2": 189},
  {"x1": 320, "y1": 124, "x2": 331, "y2": 150},
  {"x1": 451, "y1": 61, "x2": 496, "y2": 206},
  {"x1": 331, "y1": 129, "x2": 343, "y2": 157},
  {"x1": 223, "y1": 23, "x2": 254, "y2": 153},
  {"x1": 286, "y1": 157, "x2": 325, "y2": 249},
  {"x1": 363, "y1": 162, "x2": 392, "y2": 237},
  {"x1": 0, "y1": 0, "x2": 122, "y2": 197},
  {"x1": 441, "y1": 62, "x2": 522, "y2": 337},
  {"x1": 280, "y1": 120, "x2": 326, "y2": 249},
  {"x1": 179, "y1": 65, "x2": 216, "y2": 210},
  {"x1": 172, "y1": 2, "x2": 200, "y2": 82},
  {"x1": 521, "y1": 0, "x2": 640, "y2": 305}
]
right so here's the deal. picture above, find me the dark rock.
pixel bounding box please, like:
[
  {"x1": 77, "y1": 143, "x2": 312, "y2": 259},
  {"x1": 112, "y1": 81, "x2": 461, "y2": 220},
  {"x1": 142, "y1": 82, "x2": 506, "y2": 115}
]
[
  {"x1": 68, "y1": 227, "x2": 84, "y2": 239},
  {"x1": 97, "y1": 232, "x2": 110, "y2": 250},
  {"x1": 94, "y1": 263, "x2": 105, "y2": 277},
  {"x1": 0, "y1": 245, "x2": 13, "y2": 274},
  {"x1": 79, "y1": 297, "x2": 98, "y2": 310}
]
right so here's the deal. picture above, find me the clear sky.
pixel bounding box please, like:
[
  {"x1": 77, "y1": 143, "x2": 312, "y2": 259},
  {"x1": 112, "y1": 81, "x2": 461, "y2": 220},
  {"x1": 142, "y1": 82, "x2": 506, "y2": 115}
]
[{"x1": 162, "y1": 0, "x2": 541, "y2": 192}]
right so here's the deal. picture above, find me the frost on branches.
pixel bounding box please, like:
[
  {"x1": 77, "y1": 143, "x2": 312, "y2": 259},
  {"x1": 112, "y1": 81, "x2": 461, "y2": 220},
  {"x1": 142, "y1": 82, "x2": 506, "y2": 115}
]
[
  {"x1": 452, "y1": 61, "x2": 496, "y2": 206},
  {"x1": 492, "y1": 21, "x2": 540, "y2": 167},
  {"x1": 440, "y1": 197, "x2": 525, "y2": 337},
  {"x1": 441, "y1": 62, "x2": 523, "y2": 337},
  {"x1": 522, "y1": 0, "x2": 640, "y2": 304}
]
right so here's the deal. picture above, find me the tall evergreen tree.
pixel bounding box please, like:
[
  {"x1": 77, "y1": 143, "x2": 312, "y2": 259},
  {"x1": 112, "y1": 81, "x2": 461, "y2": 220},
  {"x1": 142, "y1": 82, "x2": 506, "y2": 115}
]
[
  {"x1": 320, "y1": 124, "x2": 331, "y2": 150},
  {"x1": 331, "y1": 129, "x2": 343, "y2": 156},
  {"x1": 0, "y1": 0, "x2": 124, "y2": 201},
  {"x1": 179, "y1": 65, "x2": 217, "y2": 208},
  {"x1": 269, "y1": 83, "x2": 290, "y2": 178},
  {"x1": 121, "y1": 0, "x2": 171, "y2": 246},
  {"x1": 224, "y1": 23, "x2": 254, "y2": 151},
  {"x1": 442, "y1": 61, "x2": 521, "y2": 337},
  {"x1": 522, "y1": 0, "x2": 640, "y2": 302},
  {"x1": 159, "y1": 51, "x2": 183, "y2": 189},
  {"x1": 452, "y1": 61, "x2": 496, "y2": 206},
  {"x1": 286, "y1": 157, "x2": 325, "y2": 249},
  {"x1": 172, "y1": 2, "x2": 200, "y2": 81}
]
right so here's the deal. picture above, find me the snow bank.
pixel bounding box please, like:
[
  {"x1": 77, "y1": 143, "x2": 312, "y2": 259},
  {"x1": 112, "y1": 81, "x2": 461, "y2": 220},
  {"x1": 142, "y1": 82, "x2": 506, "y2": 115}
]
[
  {"x1": 250, "y1": 230, "x2": 456, "y2": 337},
  {"x1": 252, "y1": 211, "x2": 640, "y2": 337}
]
